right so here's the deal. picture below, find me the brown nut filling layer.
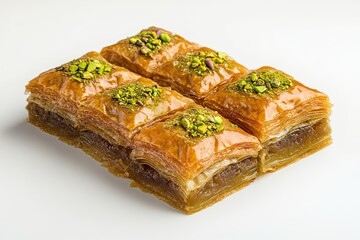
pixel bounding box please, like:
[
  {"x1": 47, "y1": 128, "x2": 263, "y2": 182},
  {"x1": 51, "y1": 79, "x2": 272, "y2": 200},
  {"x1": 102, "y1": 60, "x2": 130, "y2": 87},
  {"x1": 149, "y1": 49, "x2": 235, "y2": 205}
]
[
  {"x1": 27, "y1": 102, "x2": 258, "y2": 212},
  {"x1": 261, "y1": 118, "x2": 332, "y2": 172}
]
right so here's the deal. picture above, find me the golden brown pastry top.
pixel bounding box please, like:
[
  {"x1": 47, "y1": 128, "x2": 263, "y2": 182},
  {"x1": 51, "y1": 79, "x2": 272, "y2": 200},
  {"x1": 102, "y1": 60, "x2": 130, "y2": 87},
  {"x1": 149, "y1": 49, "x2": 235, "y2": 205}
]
[
  {"x1": 26, "y1": 51, "x2": 141, "y2": 112},
  {"x1": 78, "y1": 78, "x2": 194, "y2": 144},
  {"x1": 131, "y1": 105, "x2": 260, "y2": 183},
  {"x1": 153, "y1": 47, "x2": 248, "y2": 100},
  {"x1": 100, "y1": 26, "x2": 198, "y2": 77},
  {"x1": 204, "y1": 66, "x2": 332, "y2": 142}
]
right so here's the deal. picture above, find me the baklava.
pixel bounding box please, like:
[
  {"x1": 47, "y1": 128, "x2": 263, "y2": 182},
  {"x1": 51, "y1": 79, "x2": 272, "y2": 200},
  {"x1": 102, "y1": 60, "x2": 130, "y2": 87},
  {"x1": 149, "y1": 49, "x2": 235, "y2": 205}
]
[
  {"x1": 25, "y1": 27, "x2": 332, "y2": 214},
  {"x1": 204, "y1": 66, "x2": 332, "y2": 173},
  {"x1": 152, "y1": 47, "x2": 248, "y2": 100},
  {"x1": 130, "y1": 105, "x2": 260, "y2": 213},
  {"x1": 101, "y1": 26, "x2": 198, "y2": 78},
  {"x1": 77, "y1": 77, "x2": 193, "y2": 176},
  {"x1": 25, "y1": 51, "x2": 141, "y2": 142}
]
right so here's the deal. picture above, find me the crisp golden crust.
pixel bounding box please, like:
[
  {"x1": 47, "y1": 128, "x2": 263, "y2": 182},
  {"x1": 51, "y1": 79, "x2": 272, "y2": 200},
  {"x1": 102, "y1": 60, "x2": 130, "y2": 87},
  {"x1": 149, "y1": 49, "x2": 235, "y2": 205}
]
[
  {"x1": 100, "y1": 26, "x2": 199, "y2": 78},
  {"x1": 152, "y1": 47, "x2": 248, "y2": 100},
  {"x1": 26, "y1": 51, "x2": 141, "y2": 125},
  {"x1": 77, "y1": 78, "x2": 194, "y2": 146},
  {"x1": 131, "y1": 105, "x2": 260, "y2": 184},
  {"x1": 204, "y1": 66, "x2": 332, "y2": 142}
]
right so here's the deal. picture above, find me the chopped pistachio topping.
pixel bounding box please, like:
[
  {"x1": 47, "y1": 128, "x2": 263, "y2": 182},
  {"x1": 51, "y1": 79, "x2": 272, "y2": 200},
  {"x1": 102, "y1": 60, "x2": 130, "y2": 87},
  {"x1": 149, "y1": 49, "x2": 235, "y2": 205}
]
[
  {"x1": 177, "y1": 51, "x2": 228, "y2": 76},
  {"x1": 129, "y1": 29, "x2": 172, "y2": 57},
  {"x1": 171, "y1": 108, "x2": 225, "y2": 138},
  {"x1": 229, "y1": 71, "x2": 293, "y2": 95},
  {"x1": 56, "y1": 58, "x2": 112, "y2": 83},
  {"x1": 111, "y1": 82, "x2": 162, "y2": 111}
]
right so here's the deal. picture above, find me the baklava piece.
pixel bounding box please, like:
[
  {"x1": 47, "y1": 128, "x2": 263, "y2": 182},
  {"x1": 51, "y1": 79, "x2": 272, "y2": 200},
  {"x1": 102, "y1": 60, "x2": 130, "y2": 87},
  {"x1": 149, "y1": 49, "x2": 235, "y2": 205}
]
[
  {"x1": 77, "y1": 78, "x2": 193, "y2": 176},
  {"x1": 130, "y1": 105, "x2": 260, "y2": 214},
  {"x1": 152, "y1": 47, "x2": 248, "y2": 100},
  {"x1": 25, "y1": 51, "x2": 141, "y2": 143},
  {"x1": 100, "y1": 26, "x2": 198, "y2": 78},
  {"x1": 204, "y1": 66, "x2": 332, "y2": 173}
]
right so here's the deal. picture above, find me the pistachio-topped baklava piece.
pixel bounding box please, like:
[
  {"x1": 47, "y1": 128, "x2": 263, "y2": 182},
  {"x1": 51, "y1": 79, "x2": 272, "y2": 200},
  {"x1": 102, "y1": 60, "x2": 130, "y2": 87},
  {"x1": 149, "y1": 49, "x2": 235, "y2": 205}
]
[
  {"x1": 100, "y1": 26, "x2": 198, "y2": 78},
  {"x1": 77, "y1": 78, "x2": 193, "y2": 176},
  {"x1": 130, "y1": 105, "x2": 260, "y2": 214},
  {"x1": 153, "y1": 47, "x2": 248, "y2": 100},
  {"x1": 204, "y1": 66, "x2": 332, "y2": 173},
  {"x1": 25, "y1": 51, "x2": 141, "y2": 140}
]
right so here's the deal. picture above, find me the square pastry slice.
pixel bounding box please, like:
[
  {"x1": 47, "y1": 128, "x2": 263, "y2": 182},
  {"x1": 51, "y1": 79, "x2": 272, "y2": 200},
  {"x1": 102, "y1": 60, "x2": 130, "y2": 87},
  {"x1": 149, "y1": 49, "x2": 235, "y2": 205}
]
[
  {"x1": 152, "y1": 47, "x2": 248, "y2": 100},
  {"x1": 130, "y1": 105, "x2": 260, "y2": 214},
  {"x1": 25, "y1": 51, "x2": 141, "y2": 142},
  {"x1": 204, "y1": 66, "x2": 332, "y2": 173},
  {"x1": 77, "y1": 78, "x2": 193, "y2": 176},
  {"x1": 100, "y1": 26, "x2": 198, "y2": 78}
]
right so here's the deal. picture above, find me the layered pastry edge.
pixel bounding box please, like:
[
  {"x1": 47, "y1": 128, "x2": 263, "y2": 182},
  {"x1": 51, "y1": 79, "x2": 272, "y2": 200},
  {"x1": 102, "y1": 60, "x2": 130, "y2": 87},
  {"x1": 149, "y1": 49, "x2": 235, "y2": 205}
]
[{"x1": 203, "y1": 66, "x2": 332, "y2": 173}]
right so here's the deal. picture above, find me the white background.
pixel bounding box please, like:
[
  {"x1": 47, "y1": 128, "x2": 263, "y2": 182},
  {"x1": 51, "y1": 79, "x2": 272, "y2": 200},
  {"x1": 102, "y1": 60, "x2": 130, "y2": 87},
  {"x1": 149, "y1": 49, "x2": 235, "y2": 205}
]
[{"x1": 1, "y1": 0, "x2": 359, "y2": 239}]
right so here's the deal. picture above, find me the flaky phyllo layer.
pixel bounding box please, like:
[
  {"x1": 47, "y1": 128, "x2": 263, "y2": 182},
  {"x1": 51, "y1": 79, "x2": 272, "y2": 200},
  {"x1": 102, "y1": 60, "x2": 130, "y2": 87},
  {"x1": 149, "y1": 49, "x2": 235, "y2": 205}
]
[{"x1": 25, "y1": 27, "x2": 332, "y2": 214}]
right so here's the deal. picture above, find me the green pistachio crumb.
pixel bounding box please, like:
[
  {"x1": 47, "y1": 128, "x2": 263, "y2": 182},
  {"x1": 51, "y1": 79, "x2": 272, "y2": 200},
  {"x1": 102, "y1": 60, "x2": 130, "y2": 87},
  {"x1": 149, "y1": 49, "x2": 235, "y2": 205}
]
[
  {"x1": 130, "y1": 38, "x2": 138, "y2": 44},
  {"x1": 151, "y1": 39, "x2": 161, "y2": 45},
  {"x1": 197, "y1": 125, "x2": 207, "y2": 134},
  {"x1": 73, "y1": 77, "x2": 82, "y2": 82},
  {"x1": 193, "y1": 57, "x2": 201, "y2": 63},
  {"x1": 86, "y1": 62, "x2": 96, "y2": 72},
  {"x1": 228, "y1": 70, "x2": 293, "y2": 95},
  {"x1": 140, "y1": 47, "x2": 151, "y2": 55},
  {"x1": 181, "y1": 118, "x2": 191, "y2": 129},
  {"x1": 78, "y1": 61, "x2": 87, "y2": 69},
  {"x1": 191, "y1": 62, "x2": 200, "y2": 68},
  {"x1": 254, "y1": 85, "x2": 267, "y2": 93},
  {"x1": 146, "y1": 43, "x2": 155, "y2": 49},
  {"x1": 129, "y1": 29, "x2": 172, "y2": 57},
  {"x1": 251, "y1": 73, "x2": 258, "y2": 81},
  {"x1": 171, "y1": 108, "x2": 225, "y2": 139},
  {"x1": 197, "y1": 115, "x2": 206, "y2": 121},
  {"x1": 271, "y1": 78, "x2": 281, "y2": 87},
  {"x1": 160, "y1": 33, "x2": 171, "y2": 43},
  {"x1": 111, "y1": 82, "x2": 162, "y2": 111},
  {"x1": 56, "y1": 58, "x2": 112, "y2": 83},
  {"x1": 177, "y1": 50, "x2": 229, "y2": 76},
  {"x1": 213, "y1": 116, "x2": 223, "y2": 124},
  {"x1": 104, "y1": 65, "x2": 111, "y2": 72},
  {"x1": 69, "y1": 65, "x2": 78, "y2": 72},
  {"x1": 217, "y1": 52, "x2": 227, "y2": 59},
  {"x1": 82, "y1": 72, "x2": 93, "y2": 79}
]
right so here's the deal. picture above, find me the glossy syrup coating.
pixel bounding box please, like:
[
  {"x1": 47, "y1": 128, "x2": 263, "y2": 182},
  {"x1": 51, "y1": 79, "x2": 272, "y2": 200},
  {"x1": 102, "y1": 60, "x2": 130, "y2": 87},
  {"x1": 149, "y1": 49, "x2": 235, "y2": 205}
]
[
  {"x1": 204, "y1": 66, "x2": 331, "y2": 142},
  {"x1": 100, "y1": 26, "x2": 199, "y2": 78},
  {"x1": 153, "y1": 47, "x2": 248, "y2": 100},
  {"x1": 26, "y1": 51, "x2": 142, "y2": 115},
  {"x1": 78, "y1": 77, "x2": 194, "y2": 143},
  {"x1": 132, "y1": 105, "x2": 260, "y2": 182}
]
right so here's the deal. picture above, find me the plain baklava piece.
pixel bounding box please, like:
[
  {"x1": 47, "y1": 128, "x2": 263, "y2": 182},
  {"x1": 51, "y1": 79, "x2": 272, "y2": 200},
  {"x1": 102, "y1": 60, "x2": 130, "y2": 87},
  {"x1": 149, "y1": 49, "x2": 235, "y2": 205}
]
[
  {"x1": 130, "y1": 105, "x2": 260, "y2": 214},
  {"x1": 77, "y1": 78, "x2": 193, "y2": 176},
  {"x1": 100, "y1": 26, "x2": 198, "y2": 78},
  {"x1": 25, "y1": 51, "x2": 141, "y2": 142},
  {"x1": 152, "y1": 47, "x2": 248, "y2": 100},
  {"x1": 204, "y1": 66, "x2": 332, "y2": 173}
]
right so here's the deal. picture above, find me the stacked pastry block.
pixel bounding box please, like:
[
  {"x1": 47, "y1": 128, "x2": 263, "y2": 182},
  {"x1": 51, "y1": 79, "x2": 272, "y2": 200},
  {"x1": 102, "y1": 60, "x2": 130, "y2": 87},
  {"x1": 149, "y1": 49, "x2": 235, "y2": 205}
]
[{"x1": 26, "y1": 27, "x2": 332, "y2": 214}]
